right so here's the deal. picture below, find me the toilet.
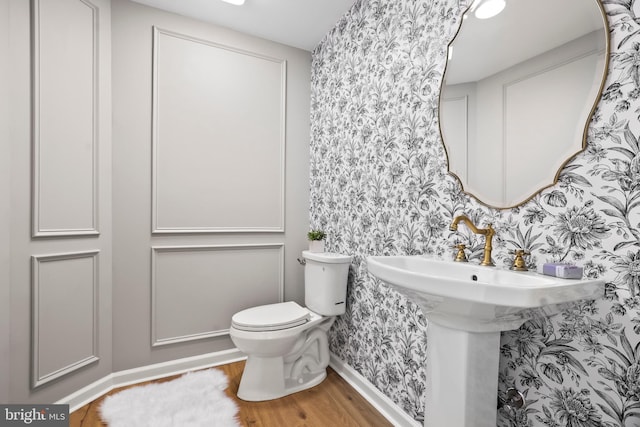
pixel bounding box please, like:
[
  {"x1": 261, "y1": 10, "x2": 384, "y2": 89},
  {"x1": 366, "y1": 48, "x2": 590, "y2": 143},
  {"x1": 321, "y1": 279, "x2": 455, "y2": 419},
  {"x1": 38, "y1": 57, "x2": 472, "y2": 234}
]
[{"x1": 229, "y1": 250, "x2": 352, "y2": 401}]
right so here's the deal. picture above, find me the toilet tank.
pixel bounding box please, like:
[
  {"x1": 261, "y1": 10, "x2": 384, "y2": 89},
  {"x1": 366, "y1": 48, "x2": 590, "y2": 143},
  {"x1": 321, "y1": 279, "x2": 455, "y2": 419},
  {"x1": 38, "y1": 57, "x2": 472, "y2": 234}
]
[{"x1": 302, "y1": 251, "x2": 352, "y2": 316}]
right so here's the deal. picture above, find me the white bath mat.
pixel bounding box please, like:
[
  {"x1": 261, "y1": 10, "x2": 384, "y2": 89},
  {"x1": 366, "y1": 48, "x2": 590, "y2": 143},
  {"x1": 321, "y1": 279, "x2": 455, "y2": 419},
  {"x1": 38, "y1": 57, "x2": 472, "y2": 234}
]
[{"x1": 99, "y1": 368, "x2": 240, "y2": 427}]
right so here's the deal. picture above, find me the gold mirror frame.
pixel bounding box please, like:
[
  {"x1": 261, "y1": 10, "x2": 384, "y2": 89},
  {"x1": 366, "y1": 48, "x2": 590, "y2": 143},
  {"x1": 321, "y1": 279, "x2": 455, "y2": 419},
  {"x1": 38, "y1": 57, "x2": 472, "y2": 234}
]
[{"x1": 438, "y1": 0, "x2": 610, "y2": 210}]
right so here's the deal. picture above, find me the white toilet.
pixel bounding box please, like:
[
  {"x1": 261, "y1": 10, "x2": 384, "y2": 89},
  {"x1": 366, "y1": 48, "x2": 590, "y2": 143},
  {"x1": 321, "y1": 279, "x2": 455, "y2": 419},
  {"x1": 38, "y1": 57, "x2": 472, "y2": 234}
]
[{"x1": 229, "y1": 250, "x2": 352, "y2": 401}]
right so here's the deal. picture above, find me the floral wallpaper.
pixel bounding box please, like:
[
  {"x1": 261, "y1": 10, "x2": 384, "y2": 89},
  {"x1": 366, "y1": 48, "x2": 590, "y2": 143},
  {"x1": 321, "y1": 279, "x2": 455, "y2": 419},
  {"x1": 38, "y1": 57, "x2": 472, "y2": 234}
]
[{"x1": 310, "y1": 0, "x2": 640, "y2": 425}]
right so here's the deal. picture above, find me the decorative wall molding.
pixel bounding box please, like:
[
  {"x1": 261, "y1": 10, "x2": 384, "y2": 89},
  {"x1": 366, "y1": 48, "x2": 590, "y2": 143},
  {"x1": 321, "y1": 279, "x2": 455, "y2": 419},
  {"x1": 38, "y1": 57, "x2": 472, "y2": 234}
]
[
  {"x1": 31, "y1": 250, "x2": 99, "y2": 388},
  {"x1": 440, "y1": 95, "x2": 468, "y2": 183},
  {"x1": 31, "y1": 0, "x2": 99, "y2": 237},
  {"x1": 502, "y1": 44, "x2": 605, "y2": 96},
  {"x1": 151, "y1": 244, "x2": 284, "y2": 347},
  {"x1": 501, "y1": 44, "x2": 605, "y2": 203},
  {"x1": 151, "y1": 27, "x2": 286, "y2": 234},
  {"x1": 502, "y1": 45, "x2": 605, "y2": 145}
]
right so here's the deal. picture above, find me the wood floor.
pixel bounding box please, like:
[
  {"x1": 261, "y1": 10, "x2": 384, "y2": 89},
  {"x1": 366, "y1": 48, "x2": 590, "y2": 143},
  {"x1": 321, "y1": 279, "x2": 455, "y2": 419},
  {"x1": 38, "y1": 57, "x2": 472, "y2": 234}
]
[{"x1": 69, "y1": 360, "x2": 394, "y2": 426}]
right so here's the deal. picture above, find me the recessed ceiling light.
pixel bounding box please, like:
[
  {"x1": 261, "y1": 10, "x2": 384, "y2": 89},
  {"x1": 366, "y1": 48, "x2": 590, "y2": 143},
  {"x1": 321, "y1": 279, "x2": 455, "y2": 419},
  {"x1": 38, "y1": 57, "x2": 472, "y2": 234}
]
[
  {"x1": 475, "y1": 0, "x2": 505, "y2": 19},
  {"x1": 221, "y1": 0, "x2": 245, "y2": 5}
]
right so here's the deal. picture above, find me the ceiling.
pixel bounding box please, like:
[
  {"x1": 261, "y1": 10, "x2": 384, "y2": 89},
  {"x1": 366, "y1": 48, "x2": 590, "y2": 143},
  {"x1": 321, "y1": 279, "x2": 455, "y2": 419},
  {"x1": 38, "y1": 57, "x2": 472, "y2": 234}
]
[
  {"x1": 446, "y1": 0, "x2": 606, "y2": 84},
  {"x1": 130, "y1": 0, "x2": 357, "y2": 51}
]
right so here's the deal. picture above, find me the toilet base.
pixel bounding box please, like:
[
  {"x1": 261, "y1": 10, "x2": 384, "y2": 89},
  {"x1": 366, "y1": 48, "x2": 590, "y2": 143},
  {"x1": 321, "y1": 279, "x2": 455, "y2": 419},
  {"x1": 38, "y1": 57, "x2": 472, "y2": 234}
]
[
  {"x1": 237, "y1": 355, "x2": 327, "y2": 401},
  {"x1": 235, "y1": 318, "x2": 335, "y2": 401}
]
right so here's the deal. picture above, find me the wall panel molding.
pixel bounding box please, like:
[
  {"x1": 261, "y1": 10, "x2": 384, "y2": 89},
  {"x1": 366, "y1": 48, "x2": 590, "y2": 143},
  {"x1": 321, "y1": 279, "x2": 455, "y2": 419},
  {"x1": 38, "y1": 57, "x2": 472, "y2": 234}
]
[
  {"x1": 31, "y1": 250, "x2": 99, "y2": 388},
  {"x1": 151, "y1": 244, "x2": 284, "y2": 346},
  {"x1": 440, "y1": 95, "x2": 468, "y2": 184},
  {"x1": 31, "y1": 0, "x2": 100, "y2": 237},
  {"x1": 151, "y1": 27, "x2": 286, "y2": 234},
  {"x1": 502, "y1": 48, "x2": 603, "y2": 204}
]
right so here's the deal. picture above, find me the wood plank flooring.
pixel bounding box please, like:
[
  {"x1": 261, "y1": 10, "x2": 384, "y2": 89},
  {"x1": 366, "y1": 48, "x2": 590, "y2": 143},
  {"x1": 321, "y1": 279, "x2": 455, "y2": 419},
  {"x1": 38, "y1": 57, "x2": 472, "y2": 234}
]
[{"x1": 69, "y1": 360, "x2": 394, "y2": 427}]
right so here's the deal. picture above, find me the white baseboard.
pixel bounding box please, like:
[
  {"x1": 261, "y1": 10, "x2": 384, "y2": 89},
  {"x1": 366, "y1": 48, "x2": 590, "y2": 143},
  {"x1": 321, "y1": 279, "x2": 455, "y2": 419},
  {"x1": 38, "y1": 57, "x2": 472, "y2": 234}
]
[
  {"x1": 58, "y1": 348, "x2": 246, "y2": 413},
  {"x1": 329, "y1": 354, "x2": 421, "y2": 427},
  {"x1": 59, "y1": 348, "x2": 418, "y2": 427}
]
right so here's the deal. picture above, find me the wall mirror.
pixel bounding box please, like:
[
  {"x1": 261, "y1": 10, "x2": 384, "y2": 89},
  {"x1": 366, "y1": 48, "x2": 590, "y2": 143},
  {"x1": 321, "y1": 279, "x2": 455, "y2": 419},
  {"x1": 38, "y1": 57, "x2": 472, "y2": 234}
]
[{"x1": 439, "y1": 0, "x2": 609, "y2": 209}]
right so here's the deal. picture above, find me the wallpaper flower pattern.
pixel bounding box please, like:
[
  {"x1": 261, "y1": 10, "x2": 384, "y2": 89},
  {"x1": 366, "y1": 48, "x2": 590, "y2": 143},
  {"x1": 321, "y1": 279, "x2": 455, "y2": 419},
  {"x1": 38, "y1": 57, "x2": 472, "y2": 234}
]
[{"x1": 310, "y1": 0, "x2": 640, "y2": 425}]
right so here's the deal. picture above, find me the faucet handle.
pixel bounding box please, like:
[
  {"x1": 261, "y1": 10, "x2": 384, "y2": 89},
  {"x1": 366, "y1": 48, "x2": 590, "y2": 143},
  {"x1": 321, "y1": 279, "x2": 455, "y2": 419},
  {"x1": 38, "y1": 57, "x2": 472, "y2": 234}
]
[
  {"x1": 453, "y1": 244, "x2": 468, "y2": 262},
  {"x1": 512, "y1": 249, "x2": 530, "y2": 271}
]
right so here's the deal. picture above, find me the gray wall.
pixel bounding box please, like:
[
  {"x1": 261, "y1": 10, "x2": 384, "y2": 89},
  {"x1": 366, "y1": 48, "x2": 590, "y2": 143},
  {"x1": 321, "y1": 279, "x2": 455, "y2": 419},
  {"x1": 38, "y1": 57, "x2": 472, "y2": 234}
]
[
  {"x1": 6, "y1": 0, "x2": 113, "y2": 404},
  {"x1": 0, "y1": 0, "x2": 11, "y2": 405},
  {"x1": 2, "y1": 0, "x2": 311, "y2": 404},
  {"x1": 110, "y1": 0, "x2": 312, "y2": 372},
  {"x1": 310, "y1": 0, "x2": 640, "y2": 425}
]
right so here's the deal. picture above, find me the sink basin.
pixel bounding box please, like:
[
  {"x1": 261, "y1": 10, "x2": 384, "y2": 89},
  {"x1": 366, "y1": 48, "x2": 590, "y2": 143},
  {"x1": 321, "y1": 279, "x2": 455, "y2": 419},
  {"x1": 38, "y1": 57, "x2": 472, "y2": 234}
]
[
  {"x1": 366, "y1": 255, "x2": 604, "y2": 427},
  {"x1": 367, "y1": 256, "x2": 603, "y2": 324}
]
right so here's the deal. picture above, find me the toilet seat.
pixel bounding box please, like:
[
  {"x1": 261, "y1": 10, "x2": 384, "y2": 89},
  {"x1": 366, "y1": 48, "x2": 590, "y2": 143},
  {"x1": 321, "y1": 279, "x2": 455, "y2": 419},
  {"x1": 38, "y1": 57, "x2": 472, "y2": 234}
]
[{"x1": 231, "y1": 301, "x2": 311, "y2": 332}]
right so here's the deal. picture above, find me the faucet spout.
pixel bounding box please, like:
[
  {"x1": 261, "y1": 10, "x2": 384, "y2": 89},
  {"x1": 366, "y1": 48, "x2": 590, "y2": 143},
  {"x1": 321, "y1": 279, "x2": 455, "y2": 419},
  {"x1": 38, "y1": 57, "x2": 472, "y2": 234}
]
[
  {"x1": 450, "y1": 215, "x2": 480, "y2": 233},
  {"x1": 450, "y1": 215, "x2": 495, "y2": 267}
]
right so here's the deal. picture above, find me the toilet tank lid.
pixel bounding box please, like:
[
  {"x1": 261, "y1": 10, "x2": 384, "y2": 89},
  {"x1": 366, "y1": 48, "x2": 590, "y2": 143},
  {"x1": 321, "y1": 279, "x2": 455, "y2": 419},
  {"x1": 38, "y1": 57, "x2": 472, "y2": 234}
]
[
  {"x1": 302, "y1": 251, "x2": 352, "y2": 264},
  {"x1": 232, "y1": 301, "x2": 310, "y2": 331}
]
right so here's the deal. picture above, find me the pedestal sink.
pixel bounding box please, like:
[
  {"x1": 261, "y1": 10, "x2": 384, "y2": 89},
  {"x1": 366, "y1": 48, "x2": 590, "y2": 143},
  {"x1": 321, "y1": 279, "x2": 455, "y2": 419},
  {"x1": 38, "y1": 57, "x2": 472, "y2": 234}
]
[{"x1": 366, "y1": 256, "x2": 604, "y2": 427}]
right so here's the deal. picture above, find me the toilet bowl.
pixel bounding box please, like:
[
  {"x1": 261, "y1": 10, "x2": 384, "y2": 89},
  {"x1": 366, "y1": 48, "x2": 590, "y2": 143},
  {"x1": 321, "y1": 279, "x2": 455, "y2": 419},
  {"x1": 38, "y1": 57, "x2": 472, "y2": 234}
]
[{"x1": 229, "y1": 251, "x2": 352, "y2": 401}]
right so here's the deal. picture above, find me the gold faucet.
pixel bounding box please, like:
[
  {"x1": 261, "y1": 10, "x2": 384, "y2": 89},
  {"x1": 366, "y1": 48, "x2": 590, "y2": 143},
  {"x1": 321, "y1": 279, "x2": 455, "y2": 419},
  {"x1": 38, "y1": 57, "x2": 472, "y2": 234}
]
[{"x1": 449, "y1": 215, "x2": 495, "y2": 267}]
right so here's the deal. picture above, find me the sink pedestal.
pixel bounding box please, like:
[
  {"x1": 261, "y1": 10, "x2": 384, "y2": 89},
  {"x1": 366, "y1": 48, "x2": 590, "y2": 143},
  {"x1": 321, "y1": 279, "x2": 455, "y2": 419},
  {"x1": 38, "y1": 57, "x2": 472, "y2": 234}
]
[
  {"x1": 425, "y1": 321, "x2": 501, "y2": 427},
  {"x1": 366, "y1": 255, "x2": 604, "y2": 427}
]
